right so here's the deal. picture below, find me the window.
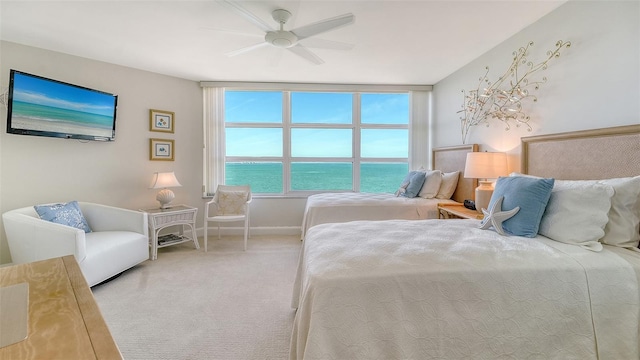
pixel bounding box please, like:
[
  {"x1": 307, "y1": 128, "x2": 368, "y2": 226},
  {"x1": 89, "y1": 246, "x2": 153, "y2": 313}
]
[
  {"x1": 203, "y1": 83, "x2": 432, "y2": 197},
  {"x1": 223, "y1": 90, "x2": 410, "y2": 195}
]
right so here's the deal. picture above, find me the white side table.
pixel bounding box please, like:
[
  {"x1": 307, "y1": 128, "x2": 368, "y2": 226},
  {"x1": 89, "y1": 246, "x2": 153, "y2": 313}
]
[{"x1": 140, "y1": 205, "x2": 199, "y2": 260}]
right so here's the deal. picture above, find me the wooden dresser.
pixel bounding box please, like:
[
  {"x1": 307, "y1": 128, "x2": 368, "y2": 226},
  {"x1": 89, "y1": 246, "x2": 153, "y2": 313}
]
[{"x1": 0, "y1": 255, "x2": 122, "y2": 359}]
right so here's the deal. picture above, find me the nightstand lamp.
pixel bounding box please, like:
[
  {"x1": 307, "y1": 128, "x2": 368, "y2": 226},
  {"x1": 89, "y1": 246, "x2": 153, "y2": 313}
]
[
  {"x1": 464, "y1": 152, "x2": 508, "y2": 213},
  {"x1": 149, "y1": 171, "x2": 182, "y2": 209}
]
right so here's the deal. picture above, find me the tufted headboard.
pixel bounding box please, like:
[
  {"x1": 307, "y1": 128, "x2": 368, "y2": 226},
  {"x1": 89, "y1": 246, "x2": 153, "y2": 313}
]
[
  {"x1": 432, "y1": 144, "x2": 478, "y2": 203},
  {"x1": 521, "y1": 125, "x2": 640, "y2": 180}
]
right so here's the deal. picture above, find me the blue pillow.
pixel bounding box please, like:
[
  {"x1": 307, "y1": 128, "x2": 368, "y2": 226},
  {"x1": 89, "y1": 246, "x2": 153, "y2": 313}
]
[
  {"x1": 401, "y1": 171, "x2": 426, "y2": 198},
  {"x1": 396, "y1": 171, "x2": 417, "y2": 196},
  {"x1": 34, "y1": 201, "x2": 92, "y2": 233},
  {"x1": 488, "y1": 176, "x2": 554, "y2": 237}
]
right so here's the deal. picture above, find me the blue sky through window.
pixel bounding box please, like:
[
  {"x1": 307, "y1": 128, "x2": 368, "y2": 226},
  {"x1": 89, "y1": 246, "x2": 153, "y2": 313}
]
[
  {"x1": 292, "y1": 92, "x2": 352, "y2": 124},
  {"x1": 226, "y1": 128, "x2": 282, "y2": 157},
  {"x1": 225, "y1": 91, "x2": 282, "y2": 123},
  {"x1": 292, "y1": 129, "x2": 352, "y2": 157},
  {"x1": 361, "y1": 93, "x2": 409, "y2": 124},
  {"x1": 225, "y1": 91, "x2": 408, "y2": 158},
  {"x1": 361, "y1": 129, "x2": 408, "y2": 158}
]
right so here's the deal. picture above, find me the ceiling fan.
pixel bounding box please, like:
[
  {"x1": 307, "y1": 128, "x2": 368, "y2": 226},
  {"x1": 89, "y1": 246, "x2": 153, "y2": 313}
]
[{"x1": 219, "y1": 0, "x2": 355, "y2": 65}]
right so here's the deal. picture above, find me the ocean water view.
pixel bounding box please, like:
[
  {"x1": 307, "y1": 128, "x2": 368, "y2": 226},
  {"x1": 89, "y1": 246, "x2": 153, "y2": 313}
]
[{"x1": 226, "y1": 162, "x2": 408, "y2": 193}]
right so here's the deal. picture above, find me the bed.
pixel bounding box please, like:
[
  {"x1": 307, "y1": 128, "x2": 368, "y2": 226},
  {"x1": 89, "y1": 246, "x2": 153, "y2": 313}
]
[
  {"x1": 290, "y1": 125, "x2": 640, "y2": 359},
  {"x1": 300, "y1": 144, "x2": 478, "y2": 238}
]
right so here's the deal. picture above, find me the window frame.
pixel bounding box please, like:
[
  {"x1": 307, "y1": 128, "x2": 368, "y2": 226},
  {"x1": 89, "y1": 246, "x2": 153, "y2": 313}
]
[
  {"x1": 224, "y1": 90, "x2": 410, "y2": 196},
  {"x1": 202, "y1": 82, "x2": 432, "y2": 198}
]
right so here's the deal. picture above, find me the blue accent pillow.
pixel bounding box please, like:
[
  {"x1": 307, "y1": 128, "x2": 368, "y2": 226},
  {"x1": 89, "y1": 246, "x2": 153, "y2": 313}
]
[
  {"x1": 401, "y1": 171, "x2": 426, "y2": 198},
  {"x1": 488, "y1": 176, "x2": 554, "y2": 237},
  {"x1": 34, "y1": 201, "x2": 92, "y2": 233}
]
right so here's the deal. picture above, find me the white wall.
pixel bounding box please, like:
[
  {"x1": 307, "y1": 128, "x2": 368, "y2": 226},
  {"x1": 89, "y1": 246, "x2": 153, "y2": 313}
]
[
  {"x1": 0, "y1": 41, "x2": 309, "y2": 265},
  {"x1": 0, "y1": 41, "x2": 203, "y2": 264},
  {"x1": 432, "y1": 1, "x2": 639, "y2": 172}
]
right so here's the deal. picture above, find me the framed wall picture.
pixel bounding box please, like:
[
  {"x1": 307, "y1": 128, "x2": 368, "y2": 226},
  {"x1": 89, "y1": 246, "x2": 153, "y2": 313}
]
[
  {"x1": 149, "y1": 109, "x2": 174, "y2": 133},
  {"x1": 150, "y1": 138, "x2": 175, "y2": 161}
]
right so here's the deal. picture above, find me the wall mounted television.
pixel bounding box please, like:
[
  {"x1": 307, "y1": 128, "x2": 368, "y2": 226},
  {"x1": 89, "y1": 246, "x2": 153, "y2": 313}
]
[{"x1": 6, "y1": 69, "x2": 118, "y2": 141}]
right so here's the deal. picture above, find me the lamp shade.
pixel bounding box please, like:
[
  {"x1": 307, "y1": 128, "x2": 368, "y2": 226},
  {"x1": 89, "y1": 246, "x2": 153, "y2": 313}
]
[
  {"x1": 149, "y1": 172, "x2": 182, "y2": 189},
  {"x1": 464, "y1": 152, "x2": 508, "y2": 179}
]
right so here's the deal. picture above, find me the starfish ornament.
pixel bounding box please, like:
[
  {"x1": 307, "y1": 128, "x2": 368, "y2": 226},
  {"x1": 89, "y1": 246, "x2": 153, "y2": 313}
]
[{"x1": 478, "y1": 196, "x2": 520, "y2": 235}]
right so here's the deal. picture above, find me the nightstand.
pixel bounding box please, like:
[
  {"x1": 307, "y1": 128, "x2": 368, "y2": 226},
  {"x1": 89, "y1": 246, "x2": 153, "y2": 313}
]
[
  {"x1": 140, "y1": 205, "x2": 199, "y2": 260},
  {"x1": 438, "y1": 203, "x2": 484, "y2": 220}
]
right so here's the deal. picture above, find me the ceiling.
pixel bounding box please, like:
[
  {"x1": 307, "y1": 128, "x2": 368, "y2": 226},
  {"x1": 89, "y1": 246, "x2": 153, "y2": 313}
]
[{"x1": 0, "y1": 1, "x2": 566, "y2": 85}]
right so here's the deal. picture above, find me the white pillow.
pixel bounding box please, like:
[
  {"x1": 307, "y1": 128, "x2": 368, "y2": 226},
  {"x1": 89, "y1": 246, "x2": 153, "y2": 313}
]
[
  {"x1": 511, "y1": 173, "x2": 640, "y2": 249},
  {"x1": 418, "y1": 170, "x2": 442, "y2": 199},
  {"x1": 435, "y1": 171, "x2": 460, "y2": 199},
  {"x1": 598, "y1": 176, "x2": 640, "y2": 249},
  {"x1": 538, "y1": 181, "x2": 614, "y2": 251}
]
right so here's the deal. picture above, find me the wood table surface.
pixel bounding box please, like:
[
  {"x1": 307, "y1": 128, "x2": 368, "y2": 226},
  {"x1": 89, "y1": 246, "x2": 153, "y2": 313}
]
[{"x1": 0, "y1": 255, "x2": 122, "y2": 359}]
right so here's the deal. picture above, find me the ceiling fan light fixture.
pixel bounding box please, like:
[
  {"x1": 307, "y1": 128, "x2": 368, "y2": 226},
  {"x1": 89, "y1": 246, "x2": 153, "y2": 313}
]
[{"x1": 265, "y1": 30, "x2": 298, "y2": 48}]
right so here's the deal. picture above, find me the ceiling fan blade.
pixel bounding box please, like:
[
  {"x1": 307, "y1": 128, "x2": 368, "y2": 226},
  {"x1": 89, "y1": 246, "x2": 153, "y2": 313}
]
[
  {"x1": 225, "y1": 42, "x2": 270, "y2": 57},
  {"x1": 291, "y1": 13, "x2": 355, "y2": 40},
  {"x1": 287, "y1": 44, "x2": 324, "y2": 65},
  {"x1": 218, "y1": 0, "x2": 274, "y2": 33},
  {"x1": 299, "y1": 38, "x2": 354, "y2": 51}
]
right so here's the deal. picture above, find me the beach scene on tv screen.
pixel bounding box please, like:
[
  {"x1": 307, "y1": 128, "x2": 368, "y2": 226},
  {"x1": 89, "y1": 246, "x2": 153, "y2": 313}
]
[{"x1": 10, "y1": 72, "x2": 115, "y2": 138}]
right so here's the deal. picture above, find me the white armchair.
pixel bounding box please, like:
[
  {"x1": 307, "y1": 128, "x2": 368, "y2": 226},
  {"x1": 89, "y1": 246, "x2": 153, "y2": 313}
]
[{"x1": 3, "y1": 202, "x2": 149, "y2": 287}]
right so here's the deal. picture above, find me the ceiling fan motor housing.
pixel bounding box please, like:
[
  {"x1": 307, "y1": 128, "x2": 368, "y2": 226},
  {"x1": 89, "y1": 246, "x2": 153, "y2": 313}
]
[{"x1": 265, "y1": 30, "x2": 298, "y2": 48}]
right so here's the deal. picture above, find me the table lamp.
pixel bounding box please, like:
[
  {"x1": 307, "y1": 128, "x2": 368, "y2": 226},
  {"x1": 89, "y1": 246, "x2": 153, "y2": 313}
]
[
  {"x1": 149, "y1": 172, "x2": 182, "y2": 209},
  {"x1": 463, "y1": 152, "x2": 508, "y2": 213}
]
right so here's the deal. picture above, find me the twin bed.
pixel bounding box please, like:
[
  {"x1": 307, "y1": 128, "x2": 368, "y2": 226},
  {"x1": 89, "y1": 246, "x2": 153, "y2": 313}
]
[
  {"x1": 301, "y1": 144, "x2": 478, "y2": 238},
  {"x1": 291, "y1": 125, "x2": 640, "y2": 359}
]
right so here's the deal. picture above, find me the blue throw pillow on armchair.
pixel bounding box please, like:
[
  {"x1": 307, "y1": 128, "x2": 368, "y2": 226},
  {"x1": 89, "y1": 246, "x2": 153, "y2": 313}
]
[
  {"x1": 488, "y1": 176, "x2": 554, "y2": 237},
  {"x1": 34, "y1": 201, "x2": 92, "y2": 233}
]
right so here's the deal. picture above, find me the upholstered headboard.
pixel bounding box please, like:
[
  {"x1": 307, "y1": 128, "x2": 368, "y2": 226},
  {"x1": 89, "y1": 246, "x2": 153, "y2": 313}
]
[
  {"x1": 432, "y1": 144, "x2": 478, "y2": 203},
  {"x1": 522, "y1": 125, "x2": 640, "y2": 180}
]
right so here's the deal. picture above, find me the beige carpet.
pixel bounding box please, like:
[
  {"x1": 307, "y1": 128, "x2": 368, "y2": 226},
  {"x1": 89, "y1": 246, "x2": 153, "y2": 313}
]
[{"x1": 92, "y1": 235, "x2": 302, "y2": 360}]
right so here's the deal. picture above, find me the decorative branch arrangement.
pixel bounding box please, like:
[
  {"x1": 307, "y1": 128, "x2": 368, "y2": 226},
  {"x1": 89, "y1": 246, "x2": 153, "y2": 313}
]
[
  {"x1": 0, "y1": 87, "x2": 8, "y2": 110},
  {"x1": 458, "y1": 40, "x2": 571, "y2": 144}
]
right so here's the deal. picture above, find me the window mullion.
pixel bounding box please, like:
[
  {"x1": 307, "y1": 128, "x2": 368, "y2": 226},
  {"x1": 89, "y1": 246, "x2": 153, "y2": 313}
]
[
  {"x1": 282, "y1": 91, "x2": 291, "y2": 194},
  {"x1": 353, "y1": 93, "x2": 361, "y2": 192},
  {"x1": 291, "y1": 157, "x2": 355, "y2": 162},
  {"x1": 289, "y1": 123, "x2": 353, "y2": 129},
  {"x1": 360, "y1": 124, "x2": 409, "y2": 130},
  {"x1": 225, "y1": 122, "x2": 282, "y2": 128}
]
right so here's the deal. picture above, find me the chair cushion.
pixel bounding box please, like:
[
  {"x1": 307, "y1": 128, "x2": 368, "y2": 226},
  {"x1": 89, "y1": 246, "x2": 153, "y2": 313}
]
[
  {"x1": 82, "y1": 231, "x2": 149, "y2": 286},
  {"x1": 34, "y1": 201, "x2": 92, "y2": 233},
  {"x1": 218, "y1": 190, "x2": 249, "y2": 215}
]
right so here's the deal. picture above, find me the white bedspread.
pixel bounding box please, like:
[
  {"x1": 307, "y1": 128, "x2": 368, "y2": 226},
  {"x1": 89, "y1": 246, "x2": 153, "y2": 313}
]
[
  {"x1": 291, "y1": 219, "x2": 640, "y2": 360},
  {"x1": 301, "y1": 192, "x2": 455, "y2": 238}
]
